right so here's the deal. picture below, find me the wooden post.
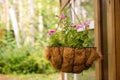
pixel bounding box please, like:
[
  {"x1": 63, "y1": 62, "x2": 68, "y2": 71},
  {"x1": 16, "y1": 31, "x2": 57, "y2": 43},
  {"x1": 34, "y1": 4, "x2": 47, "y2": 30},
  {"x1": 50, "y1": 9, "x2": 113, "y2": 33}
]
[
  {"x1": 107, "y1": 0, "x2": 116, "y2": 80},
  {"x1": 94, "y1": 0, "x2": 102, "y2": 80},
  {"x1": 115, "y1": 0, "x2": 120, "y2": 79},
  {"x1": 107, "y1": 0, "x2": 120, "y2": 80},
  {"x1": 94, "y1": 0, "x2": 120, "y2": 80}
]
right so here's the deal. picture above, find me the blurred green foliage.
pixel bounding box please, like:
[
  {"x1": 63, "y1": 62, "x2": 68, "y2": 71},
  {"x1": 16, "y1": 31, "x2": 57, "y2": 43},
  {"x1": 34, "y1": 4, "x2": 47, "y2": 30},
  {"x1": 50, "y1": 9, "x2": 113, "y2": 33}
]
[
  {"x1": 0, "y1": 46, "x2": 57, "y2": 74},
  {"x1": 0, "y1": 29, "x2": 16, "y2": 48},
  {"x1": 81, "y1": 1, "x2": 94, "y2": 20},
  {"x1": 35, "y1": 0, "x2": 59, "y2": 30},
  {"x1": 0, "y1": 0, "x2": 59, "y2": 74},
  {"x1": 0, "y1": 28, "x2": 57, "y2": 74}
]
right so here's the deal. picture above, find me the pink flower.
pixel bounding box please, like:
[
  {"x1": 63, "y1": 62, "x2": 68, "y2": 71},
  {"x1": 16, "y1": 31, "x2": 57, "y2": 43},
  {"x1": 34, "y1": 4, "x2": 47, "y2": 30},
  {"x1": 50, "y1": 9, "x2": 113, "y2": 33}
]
[
  {"x1": 74, "y1": 24, "x2": 84, "y2": 29},
  {"x1": 83, "y1": 22, "x2": 90, "y2": 27},
  {"x1": 74, "y1": 22, "x2": 90, "y2": 30},
  {"x1": 47, "y1": 30, "x2": 56, "y2": 36},
  {"x1": 74, "y1": 22, "x2": 90, "y2": 32},
  {"x1": 59, "y1": 13, "x2": 65, "y2": 19}
]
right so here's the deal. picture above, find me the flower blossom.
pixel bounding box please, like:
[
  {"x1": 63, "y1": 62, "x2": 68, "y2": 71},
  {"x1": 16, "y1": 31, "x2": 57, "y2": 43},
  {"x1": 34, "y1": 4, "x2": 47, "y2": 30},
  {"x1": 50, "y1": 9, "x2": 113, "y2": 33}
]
[
  {"x1": 59, "y1": 13, "x2": 65, "y2": 20},
  {"x1": 83, "y1": 21, "x2": 90, "y2": 27},
  {"x1": 74, "y1": 22, "x2": 90, "y2": 32},
  {"x1": 74, "y1": 22, "x2": 90, "y2": 29},
  {"x1": 47, "y1": 30, "x2": 56, "y2": 36},
  {"x1": 74, "y1": 24, "x2": 84, "y2": 29}
]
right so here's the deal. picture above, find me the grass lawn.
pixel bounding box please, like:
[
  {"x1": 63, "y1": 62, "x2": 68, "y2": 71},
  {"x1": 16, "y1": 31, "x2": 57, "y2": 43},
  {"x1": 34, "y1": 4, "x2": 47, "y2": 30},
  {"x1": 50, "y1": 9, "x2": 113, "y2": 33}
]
[
  {"x1": 0, "y1": 73, "x2": 61, "y2": 80},
  {"x1": 0, "y1": 68, "x2": 95, "y2": 80}
]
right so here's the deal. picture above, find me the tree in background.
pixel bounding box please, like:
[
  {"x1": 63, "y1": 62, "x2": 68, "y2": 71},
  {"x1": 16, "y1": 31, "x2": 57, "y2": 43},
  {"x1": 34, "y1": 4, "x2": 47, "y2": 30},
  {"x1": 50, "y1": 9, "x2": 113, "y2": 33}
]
[
  {"x1": 0, "y1": 0, "x2": 59, "y2": 47},
  {"x1": 0, "y1": 0, "x2": 60, "y2": 74}
]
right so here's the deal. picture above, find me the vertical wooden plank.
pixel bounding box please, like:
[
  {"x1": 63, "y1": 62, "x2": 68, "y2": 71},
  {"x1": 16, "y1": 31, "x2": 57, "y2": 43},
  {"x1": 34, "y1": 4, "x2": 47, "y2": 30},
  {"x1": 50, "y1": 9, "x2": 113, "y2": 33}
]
[
  {"x1": 101, "y1": 0, "x2": 108, "y2": 80},
  {"x1": 94, "y1": 0, "x2": 102, "y2": 80},
  {"x1": 106, "y1": 0, "x2": 116, "y2": 80},
  {"x1": 115, "y1": 0, "x2": 120, "y2": 80}
]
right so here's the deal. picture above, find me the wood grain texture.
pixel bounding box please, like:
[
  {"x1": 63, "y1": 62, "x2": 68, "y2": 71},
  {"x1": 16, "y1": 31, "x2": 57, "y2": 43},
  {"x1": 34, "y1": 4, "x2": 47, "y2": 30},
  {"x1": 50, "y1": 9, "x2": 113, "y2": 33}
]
[
  {"x1": 115, "y1": 0, "x2": 120, "y2": 80},
  {"x1": 94, "y1": 0, "x2": 102, "y2": 80},
  {"x1": 107, "y1": 0, "x2": 116, "y2": 80}
]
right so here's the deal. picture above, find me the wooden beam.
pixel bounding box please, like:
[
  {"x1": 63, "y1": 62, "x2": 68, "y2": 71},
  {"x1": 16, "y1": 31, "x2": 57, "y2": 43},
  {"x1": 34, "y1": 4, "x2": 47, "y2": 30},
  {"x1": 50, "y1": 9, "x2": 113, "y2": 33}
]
[
  {"x1": 101, "y1": 0, "x2": 108, "y2": 80},
  {"x1": 94, "y1": 0, "x2": 102, "y2": 80},
  {"x1": 115, "y1": 0, "x2": 120, "y2": 79},
  {"x1": 107, "y1": 0, "x2": 116, "y2": 80}
]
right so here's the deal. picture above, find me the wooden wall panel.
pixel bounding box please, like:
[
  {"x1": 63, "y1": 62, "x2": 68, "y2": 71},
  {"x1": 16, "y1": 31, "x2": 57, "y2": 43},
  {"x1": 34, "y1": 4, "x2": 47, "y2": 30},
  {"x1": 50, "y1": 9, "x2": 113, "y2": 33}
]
[
  {"x1": 94, "y1": 0, "x2": 102, "y2": 80},
  {"x1": 101, "y1": 0, "x2": 108, "y2": 80},
  {"x1": 107, "y1": 0, "x2": 120, "y2": 80},
  {"x1": 107, "y1": 0, "x2": 116, "y2": 80},
  {"x1": 115, "y1": 0, "x2": 120, "y2": 80}
]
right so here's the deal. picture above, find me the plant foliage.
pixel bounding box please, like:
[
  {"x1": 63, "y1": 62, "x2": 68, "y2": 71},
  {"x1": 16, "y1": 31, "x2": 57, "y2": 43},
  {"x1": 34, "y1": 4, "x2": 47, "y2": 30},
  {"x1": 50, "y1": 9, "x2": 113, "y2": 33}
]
[
  {"x1": 47, "y1": 14, "x2": 91, "y2": 48},
  {"x1": 0, "y1": 46, "x2": 56, "y2": 74}
]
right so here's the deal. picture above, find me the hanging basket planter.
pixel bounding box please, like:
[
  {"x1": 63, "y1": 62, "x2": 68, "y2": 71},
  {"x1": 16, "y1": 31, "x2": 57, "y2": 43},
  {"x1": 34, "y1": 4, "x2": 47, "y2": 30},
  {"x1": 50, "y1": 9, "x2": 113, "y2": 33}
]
[
  {"x1": 45, "y1": 13, "x2": 101, "y2": 73},
  {"x1": 44, "y1": 46, "x2": 100, "y2": 73}
]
